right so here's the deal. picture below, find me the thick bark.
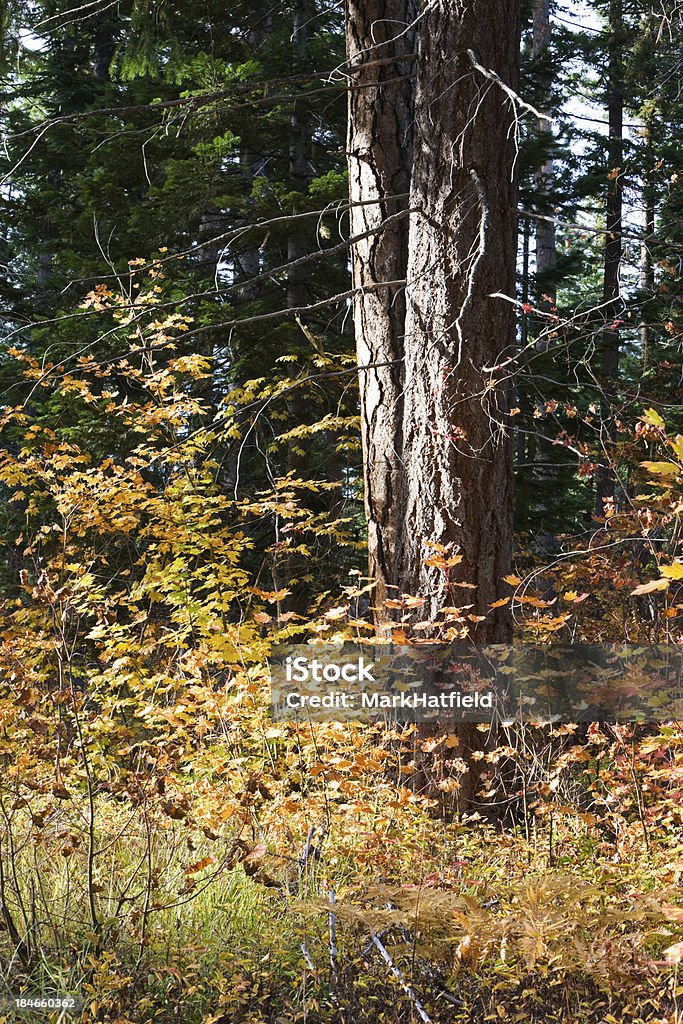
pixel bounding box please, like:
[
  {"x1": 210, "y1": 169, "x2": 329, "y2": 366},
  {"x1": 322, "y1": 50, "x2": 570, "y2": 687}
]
[
  {"x1": 346, "y1": 0, "x2": 416, "y2": 621},
  {"x1": 396, "y1": 0, "x2": 518, "y2": 637},
  {"x1": 346, "y1": 0, "x2": 519, "y2": 816}
]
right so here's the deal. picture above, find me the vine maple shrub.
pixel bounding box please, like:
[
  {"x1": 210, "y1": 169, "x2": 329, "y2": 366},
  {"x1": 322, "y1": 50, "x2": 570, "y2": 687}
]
[
  {"x1": 0, "y1": 265, "x2": 682, "y2": 1021},
  {"x1": 0, "y1": 0, "x2": 682, "y2": 1017}
]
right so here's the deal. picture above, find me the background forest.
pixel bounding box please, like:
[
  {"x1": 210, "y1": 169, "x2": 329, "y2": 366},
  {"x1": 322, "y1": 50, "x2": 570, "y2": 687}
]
[{"x1": 0, "y1": 0, "x2": 683, "y2": 1021}]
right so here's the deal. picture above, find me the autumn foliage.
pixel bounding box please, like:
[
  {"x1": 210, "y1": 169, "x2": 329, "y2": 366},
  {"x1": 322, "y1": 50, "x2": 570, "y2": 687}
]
[{"x1": 0, "y1": 261, "x2": 682, "y2": 1023}]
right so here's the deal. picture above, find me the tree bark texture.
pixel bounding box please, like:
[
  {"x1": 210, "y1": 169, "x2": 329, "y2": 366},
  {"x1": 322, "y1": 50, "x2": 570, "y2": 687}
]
[
  {"x1": 346, "y1": 0, "x2": 416, "y2": 619},
  {"x1": 346, "y1": 0, "x2": 520, "y2": 814},
  {"x1": 396, "y1": 0, "x2": 518, "y2": 637}
]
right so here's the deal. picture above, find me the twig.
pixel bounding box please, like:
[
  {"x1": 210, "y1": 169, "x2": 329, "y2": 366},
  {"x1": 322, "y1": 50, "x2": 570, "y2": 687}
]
[
  {"x1": 328, "y1": 890, "x2": 337, "y2": 975},
  {"x1": 467, "y1": 49, "x2": 546, "y2": 120},
  {"x1": 301, "y1": 941, "x2": 318, "y2": 975},
  {"x1": 299, "y1": 826, "x2": 316, "y2": 873},
  {"x1": 370, "y1": 931, "x2": 433, "y2": 1024}
]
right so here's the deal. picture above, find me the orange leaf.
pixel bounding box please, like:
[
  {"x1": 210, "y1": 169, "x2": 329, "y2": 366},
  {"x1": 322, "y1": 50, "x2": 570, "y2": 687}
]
[
  {"x1": 520, "y1": 595, "x2": 557, "y2": 608},
  {"x1": 248, "y1": 586, "x2": 291, "y2": 602},
  {"x1": 184, "y1": 855, "x2": 215, "y2": 875}
]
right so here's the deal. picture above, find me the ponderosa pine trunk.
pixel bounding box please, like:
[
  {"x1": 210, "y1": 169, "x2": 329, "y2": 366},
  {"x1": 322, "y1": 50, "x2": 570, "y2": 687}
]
[
  {"x1": 347, "y1": 0, "x2": 519, "y2": 813},
  {"x1": 396, "y1": 0, "x2": 518, "y2": 637},
  {"x1": 346, "y1": 0, "x2": 415, "y2": 621}
]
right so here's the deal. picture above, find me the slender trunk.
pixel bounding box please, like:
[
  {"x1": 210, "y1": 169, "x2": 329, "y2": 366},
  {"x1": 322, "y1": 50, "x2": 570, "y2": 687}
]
[
  {"x1": 285, "y1": 0, "x2": 310, "y2": 471},
  {"x1": 236, "y1": 17, "x2": 271, "y2": 295},
  {"x1": 93, "y1": 17, "x2": 116, "y2": 82},
  {"x1": 596, "y1": 0, "x2": 624, "y2": 514},
  {"x1": 283, "y1": 0, "x2": 313, "y2": 612},
  {"x1": 640, "y1": 161, "x2": 655, "y2": 370},
  {"x1": 286, "y1": 0, "x2": 311, "y2": 481},
  {"x1": 346, "y1": 0, "x2": 416, "y2": 624},
  {"x1": 397, "y1": 0, "x2": 518, "y2": 638},
  {"x1": 235, "y1": 144, "x2": 263, "y2": 292},
  {"x1": 532, "y1": 0, "x2": 556, "y2": 305},
  {"x1": 287, "y1": 0, "x2": 311, "y2": 313},
  {"x1": 517, "y1": 217, "x2": 530, "y2": 466}
]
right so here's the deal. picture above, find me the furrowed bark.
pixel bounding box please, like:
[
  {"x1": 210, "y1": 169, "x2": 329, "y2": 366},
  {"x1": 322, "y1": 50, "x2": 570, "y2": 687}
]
[
  {"x1": 397, "y1": 0, "x2": 518, "y2": 637},
  {"x1": 346, "y1": 0, "x2": 416, "y2": 624},
  {"x1": 347, "y1": 0, "x2": 519, "y2": 815}
]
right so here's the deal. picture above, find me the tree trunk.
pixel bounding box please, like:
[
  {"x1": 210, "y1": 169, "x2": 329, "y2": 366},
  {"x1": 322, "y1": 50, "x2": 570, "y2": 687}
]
[
  {"x1": 286, "y1": 0, "x2": 312, "y2": 472},
  {"x1": 346, "y1": 0, "x2": 416, "y2": 624},
  {"x1": 532, "y1": 0, "x2": 556, "y2": 306},
  {"x1": 396, "y1": 0, "x2": 518, "y2": 637},
  {"x1": 347, "y1": 0, "x2": 519, "y2": 815},
  {"x1": 283, "y1": 0, "x2": 313, "y2": 613},
  {"x1": 287, "y1": 0, "x2": 312, "y2": 314},
  {"x1": 596, "y1": 0, "x2": 624, "y2": 515},
  {"x1": 639, "y1": 160, "x2": 655, "y2": 370}
]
